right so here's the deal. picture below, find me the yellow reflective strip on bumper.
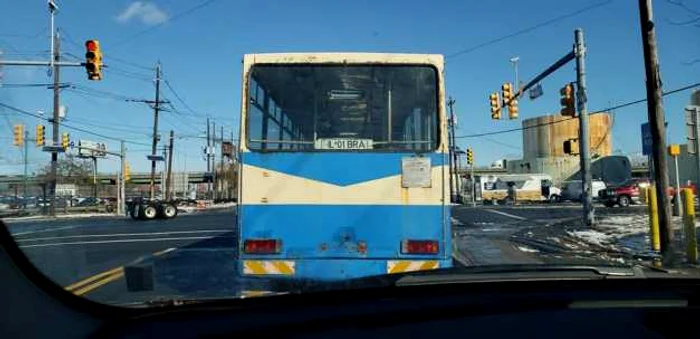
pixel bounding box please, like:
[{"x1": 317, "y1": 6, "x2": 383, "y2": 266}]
[
  {"x1": 387, "y1": 261, "x2": 440, "y2": 274},
  {"x1": 419, "y1": 261, "x2": 439, "y2": 270},
  {"x1": 243, "y1": 261, "x2": 267, "y2": 275},
  {"x1": 388, "y1": 261, "x2": 412, "y2": 274},
  {"x1": 243, "y1": 260, "x2": 295, "y2": 275}
]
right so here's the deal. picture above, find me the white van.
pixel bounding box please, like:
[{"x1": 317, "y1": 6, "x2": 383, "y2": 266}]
[
  {"x1": 560, "y1": 180, "x2": 606, "y2": 202},
  {"x1": 482, "y1": 174, "x2": 561, "y2": 204}
]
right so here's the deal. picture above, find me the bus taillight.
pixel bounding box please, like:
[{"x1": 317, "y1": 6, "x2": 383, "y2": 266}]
[
  {"x1": 401, "y1": 240, "x2": 439, "y2": 255},
  {"x1": 244, "y1": 239, "x2": 281, "y2": 254}
]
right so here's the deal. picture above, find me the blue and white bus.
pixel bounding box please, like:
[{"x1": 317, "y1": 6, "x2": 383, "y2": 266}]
[{"x1": 237, "y1": 53, "x2": 451, "y2": 281}]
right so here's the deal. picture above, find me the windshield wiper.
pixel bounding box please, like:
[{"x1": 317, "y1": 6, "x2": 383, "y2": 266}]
[{"x1": 394, "y1": 264, "x2": 645, "y2": 286}]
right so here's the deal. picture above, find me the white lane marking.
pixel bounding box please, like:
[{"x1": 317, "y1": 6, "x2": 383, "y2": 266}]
[
  {"x1": 18, "y1": 235, "x2": 233, "y2": 248},
  {"x1": 15, "y1": 229, "x2": 228, "y2": 242},
  {"x1": 483, "y1": 209, "x2": 528, "y2": 221},
  {"x1": 11, "y1": 225, "x2": 77, "y2": 236}
]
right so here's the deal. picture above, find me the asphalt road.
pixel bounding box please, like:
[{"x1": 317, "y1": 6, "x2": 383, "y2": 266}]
[
  {"x1": 4, "y1": 210, "x2": 239, "y2": 305},
  {"x1": 1, "y1": 203, "x2": 646, "y2": 305}
]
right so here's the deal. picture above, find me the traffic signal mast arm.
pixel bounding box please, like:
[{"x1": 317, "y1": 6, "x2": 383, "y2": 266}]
[{"x1": 504, "y1": 50, "x2": 576, "y2": 106}]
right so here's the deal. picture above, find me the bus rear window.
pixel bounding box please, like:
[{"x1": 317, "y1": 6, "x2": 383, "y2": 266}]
[{"x1": 246, "y1": 65, "x2": 439, "y2": 152}]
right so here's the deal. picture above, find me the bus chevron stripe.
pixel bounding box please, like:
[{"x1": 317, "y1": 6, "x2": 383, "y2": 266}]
[
  {"x1": 387, "y1": 260, "x2": 439, "y2": 274},
  {"x1": 243, "y1": 260, "x2": 295, "y2": 275}
]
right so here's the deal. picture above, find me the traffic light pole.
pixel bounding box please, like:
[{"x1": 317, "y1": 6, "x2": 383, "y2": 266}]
[
  {"x1": 166, "y1": 130, "x2": 174, "y2": 201},
  {"x1": 120, "y1": 141, "x2": 126, "y2": 216},
  {"x1": 574, "y1": 29, "x2": 594, "y2": 227}
]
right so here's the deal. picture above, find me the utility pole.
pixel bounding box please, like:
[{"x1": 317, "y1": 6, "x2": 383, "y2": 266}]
[
  {"x1": 119, "y1": 140, "x2": 125, "y2": 216},
  {"x1": 206, "y1": 117, "x2": 212, "y2": 199},
  {"x1": 148, "y1": 62, "x2": 162, "y2": 200},
  {"x1": 639, "y1": 0, "x2": 673, "y2": 255},
  {"x1": 574, "y1": 29, "x2": 594, "y2": 226},
  {"x1": 23, "y1": 130, "x2": 28, "y2": 198},
  {"x1": 166, "y1": 130, "x2": 174, "y2": 201},
  {"x1": 49, "y1": 30, "x2": 60, "y2": 217},
  {"x1": 447, "y1": 98, "x2": 455, "y2": 202},
  {"x1": 220, "y1": 126, "x2": 224, "y2": 200},
  {"x1": 212, "y1": 120, "x2": 217, "y2": 201},
  {"x1": 92, "y1": 156, "x2": 97, "y2": 199},
  {"x1": 449, "y1": 98, "x2": 460, "y2": 202}
]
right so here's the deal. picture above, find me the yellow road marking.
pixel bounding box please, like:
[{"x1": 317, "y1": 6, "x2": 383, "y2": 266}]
[
  {"x1": 72, "y1": 269, "x2": 124, "y2": 296},
  {"x1": 64, "y1": 266, "x2": 123, "y2": 292},
  {"x1": 389, "y1": 261, "x2": 411, "y2": 274},
  {"x1": 64, "y1": 246, "x2": 178, "y2": 296}
]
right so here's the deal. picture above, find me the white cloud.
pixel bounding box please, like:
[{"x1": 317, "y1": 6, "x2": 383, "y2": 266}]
[{"x1": 116, "y1": 2, "x2": 169, "y2": 26}]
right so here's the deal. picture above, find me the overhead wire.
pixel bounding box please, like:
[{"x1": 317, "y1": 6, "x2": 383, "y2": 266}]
[
  {"x1": 456, "y1": 81, "x2": 700, "y2": 139},
  {"x1": 0, "y1": 101, "x2": 152, "y2": 146},
  {"x1": 446, "y1": 0, "x2": 613, "y2": 59}
]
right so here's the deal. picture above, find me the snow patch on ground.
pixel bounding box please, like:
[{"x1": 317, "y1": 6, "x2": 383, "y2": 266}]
[
  {"x1": 451, "y1": 217, "x2": 464, "y2": 226},
  {"x1": 568, "y1": 230, "x2": 613, "y2": 247},
  {"x1": 517, "y1": 246, "x2": 540, "y2": 253}
]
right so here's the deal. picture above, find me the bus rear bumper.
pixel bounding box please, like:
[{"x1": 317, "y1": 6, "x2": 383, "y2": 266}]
[{"x1": 240, "y1": 258, "x2": 452, "y2": 281}]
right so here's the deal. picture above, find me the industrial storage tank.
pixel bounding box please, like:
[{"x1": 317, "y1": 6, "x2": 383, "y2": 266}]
[{"x1": 522, "y1": 113, "x2": 612, "y2": 159}]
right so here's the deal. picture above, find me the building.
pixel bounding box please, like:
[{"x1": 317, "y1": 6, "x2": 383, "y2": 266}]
[{"x1": 508, "y1": 113, "x2": 612, "y2": 185}]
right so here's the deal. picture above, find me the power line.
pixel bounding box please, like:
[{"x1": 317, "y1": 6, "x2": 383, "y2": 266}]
[
  {"x1": 111, "y1": 0, "x2": 221, "y2": 49},
  {"x1": 0, "y1": 101, "x2": 152, "y2": 146},
  {"x1": 446, "y1": 0, "x2": 613, "y2": 59},
  {"x1": 163, "y1": 79, "x2": 200, "y2": 116},
  {"x1": 457, "y1": 81, "x2": 700, "y2": 139}
]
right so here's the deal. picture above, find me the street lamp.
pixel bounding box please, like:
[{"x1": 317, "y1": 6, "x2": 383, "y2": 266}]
[{"x1": 510, "y1": 56, "x2": 520, "y2": 91}]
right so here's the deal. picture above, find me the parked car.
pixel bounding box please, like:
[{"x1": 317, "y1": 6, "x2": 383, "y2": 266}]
[
  {"x1": 560, "y1": 180, "x2": 607, "y2": 202},
  {"x1": 598, "y1": 178, "x2": 649, "y2": 207},
  {"x1": 75, "y1": 197, "x2": 104, "y2": 207}
]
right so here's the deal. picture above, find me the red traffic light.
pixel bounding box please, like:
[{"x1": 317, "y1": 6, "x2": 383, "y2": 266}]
[{"x1": 85, "y1": 40, "x2": 98, "y2": 51}]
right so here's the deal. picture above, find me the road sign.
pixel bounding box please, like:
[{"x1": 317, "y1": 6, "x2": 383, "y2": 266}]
[
  {"x1": 42, "y1": 145, "x2": 65, "y2": 153},
  {"x1": 78, "y1": 140, "x2": 107, "y2": 158},
  {"x1": 528, "y1": 83, "x2": 543, "y2": 100},
  {"x1": 686, "y1": 106, "x2": 700, "y2": 154},
  {"x1": 147, "y1": 155, "x2": 165, "y2": 161},
  {"x1": 641, "y1": 121, "x2": 669, "y2": 156}
]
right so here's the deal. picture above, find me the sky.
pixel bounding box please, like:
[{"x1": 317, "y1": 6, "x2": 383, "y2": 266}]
[{"x1": 1, "y1": 0, "x2": 699, "y2": 175}]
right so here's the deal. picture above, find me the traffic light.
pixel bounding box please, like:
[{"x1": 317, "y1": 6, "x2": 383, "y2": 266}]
[
  {"x1": 466, "y1": 147, "x2": 474, "y2": 165},
  {"x1": 85, "y1": 39, "x2": 103, "y2": 81},
  {"x1": 508, "y1": 98, "x2": 519, "y2": 120},
  {"x1": 61, "y1": 132, "x2": 70, "y2": 150},
  {"x1": 124, "y1": 161, "x2": 131, "y2": 182},
  {"x1": 563, "y1": 138, "x2": 579, "y2": 155},
  {"x1": 501, "y1": 82, "x2": 519, "y2": 119},
  {"x1": 489, "y1": 92, "x2": 501, "y2": 120},
  {"x1": 501, "y1": 82, "x2": 513, "y2": 103},
  {"x1": 13, "y1": 124, "x2": 24, "y2": 146},
  {"x1": 36, "y1": 124, "x2": 45, "y2": 146},
  {"x1": 560, "y1": 83, "x2": 575, "y2": 116}
]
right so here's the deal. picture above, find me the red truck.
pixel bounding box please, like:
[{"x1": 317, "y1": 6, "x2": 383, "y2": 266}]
[{"x1": 599, "y1": 178, "x2": 697, "y2": 208}]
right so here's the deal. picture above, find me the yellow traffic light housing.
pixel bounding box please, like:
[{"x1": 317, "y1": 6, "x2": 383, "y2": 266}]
[
  {"x1": 466, "y1": 147, "x2": 474, "y2": 165},
  {"x1": 36, "y1": 125, "x2": 45, "y2": 146},
  {"x1": 85, "y1": 40, "x2": 103, "y2": 81},
  {"x1": 489, "y1": 92, "x2": 501, "y2": 120},
  {"x1": 560, "y1": 83, "x2": 575, "y2": 117},
  {"x1": 61, "y1": 132, "x2": 70, "y2": 150},
  {"x1": 501, "y1": 82, "x2": 513, "y2": 102},
  {"x1": 508, "y1": 99, "x2": 519, "y2": 120},
  {"x1": 13, "y1": 124, "x2": 24, "y2": 146},
  {"x1": 124, "y1": 161, "x2": 131, "y2": 182},
  {"x1": 563, "y1": 138, "x2": 579, "y2": 155}
]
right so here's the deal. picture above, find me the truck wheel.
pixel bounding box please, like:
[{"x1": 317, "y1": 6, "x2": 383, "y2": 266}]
[
  {"x1": 618, "y1": 195, "x2": 631, "y2": 207},
  {"x1": 143, "y1": 204, "x2": 158, "y2": 220},
  {"x1": 161, "y1": 203, "x2": 178, "y2": 219},
  {"x1": 549, "y1": 195, "x2": 560, "y2": 203}
]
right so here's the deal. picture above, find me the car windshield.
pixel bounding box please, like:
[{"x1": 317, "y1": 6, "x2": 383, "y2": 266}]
[{"x1": 1, "y1": 1, "x2": 699, "y2": 308}]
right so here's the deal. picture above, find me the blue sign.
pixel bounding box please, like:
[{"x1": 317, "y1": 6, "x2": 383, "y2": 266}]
[
  {"x1": 641, "y1": 122, "x2": 669, "y2": 156},
  {"x1": 641, "y1": 123, "x2": 652, "y2": 156}
]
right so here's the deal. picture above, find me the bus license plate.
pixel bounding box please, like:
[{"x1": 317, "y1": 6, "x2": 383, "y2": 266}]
[{"x1": 315, "y1": 138, "x2": 373, "y2": 150}]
